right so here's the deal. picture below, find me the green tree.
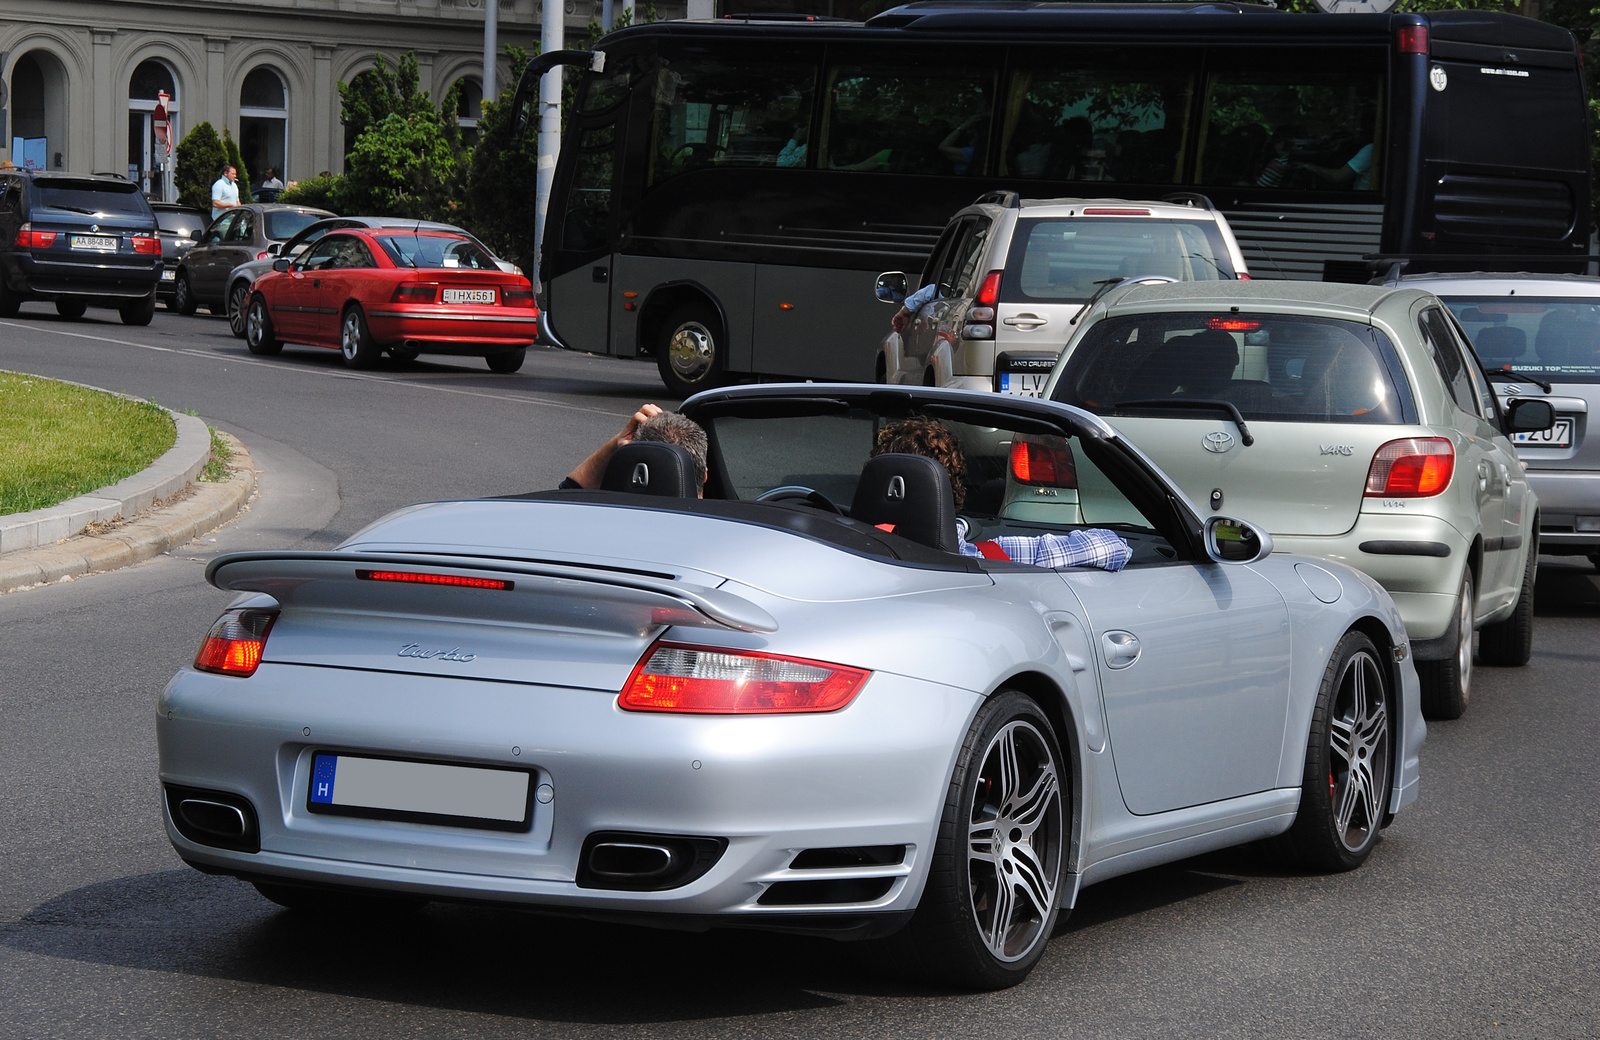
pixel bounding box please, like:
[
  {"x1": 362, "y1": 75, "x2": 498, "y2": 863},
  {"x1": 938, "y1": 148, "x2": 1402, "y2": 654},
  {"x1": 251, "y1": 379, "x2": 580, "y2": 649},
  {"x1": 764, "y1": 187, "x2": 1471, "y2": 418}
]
[
  {"x1": 277, "y1": 174, "x2": 342, "y2": 213},
  {"x1": 464, "y1": 46, "x2": 543, "y2": 264},
  {"x1": 173, "y1": 121, "x2": 226, "y2": 211},
  {"x1": 339, "y1": 52, "x2": 436, "y2": 145},
  {"x1": 335, "y1": 112, "x2": 463, "y2": 219}
]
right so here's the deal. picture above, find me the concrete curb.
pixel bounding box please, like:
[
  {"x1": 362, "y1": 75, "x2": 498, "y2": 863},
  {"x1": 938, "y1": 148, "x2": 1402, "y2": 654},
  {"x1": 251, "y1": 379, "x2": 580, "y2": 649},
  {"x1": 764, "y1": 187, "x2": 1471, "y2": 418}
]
[
  {"x1": 0, "y1": 431, "x2": 256, "y2": 595},
  {"x1": 0, "y1": 393, "x2": 213, "y2": 553}
]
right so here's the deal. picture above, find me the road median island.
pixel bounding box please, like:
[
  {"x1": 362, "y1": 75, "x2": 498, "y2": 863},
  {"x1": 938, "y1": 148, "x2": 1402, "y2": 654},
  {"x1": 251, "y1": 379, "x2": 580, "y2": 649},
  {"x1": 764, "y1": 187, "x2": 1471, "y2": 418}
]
[{"x1": 0, "y1": 376, "x2": 257, "y2": 593}]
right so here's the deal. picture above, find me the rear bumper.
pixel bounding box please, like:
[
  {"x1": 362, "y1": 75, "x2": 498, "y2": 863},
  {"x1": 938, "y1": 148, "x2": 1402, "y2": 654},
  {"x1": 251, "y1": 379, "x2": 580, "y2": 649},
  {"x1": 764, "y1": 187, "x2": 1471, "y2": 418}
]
[
  {"x1": 1526, "y1": 469, "x2": 1600, "y2": 553},
  {"x1": 365, "y1": 307, "x2": 539, "y2": 351},
  {"x1": 6, "y1": 251, "x2": 161, "y2": 300}
]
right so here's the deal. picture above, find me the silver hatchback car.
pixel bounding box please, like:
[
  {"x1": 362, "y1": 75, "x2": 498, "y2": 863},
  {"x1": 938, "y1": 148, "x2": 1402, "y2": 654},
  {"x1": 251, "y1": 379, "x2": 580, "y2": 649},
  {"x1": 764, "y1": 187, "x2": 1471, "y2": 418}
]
[
  {"x1": 1383, "y1": 272, "x2": 1600, "y2": 571},
  {"x1": 1045, "y1": 281, "x2": 1556, "y2": 720}
]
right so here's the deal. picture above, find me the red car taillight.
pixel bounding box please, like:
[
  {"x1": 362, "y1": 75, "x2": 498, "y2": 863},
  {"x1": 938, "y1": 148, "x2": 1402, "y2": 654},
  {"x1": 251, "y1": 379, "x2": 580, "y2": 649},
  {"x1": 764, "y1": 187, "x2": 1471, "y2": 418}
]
[
  {"x1": 392, "y1": 283, "x2": 438, "y2": 303},
  {"x1": 356, "y1": 569, "x2": 513, "y2": 591},
  {"x1": 620, "y1": 642, "x2": 869, "y2": 714},
  {"x1": 132, "y1": 236, "x2": 161, "y2": 254},
  {"x1": 1010, "y1": 438, "x2": 1077, "y2": 488},
  {"x1": 1365, "y1": 437, "x2": 1454, "y2": 497},
  {"x1": 15, "y1": 225, "x2": 56, "y2": 248},
  {"x1": 502, "y1": 288, "x2": 536, "y2": 307},
  {"x1": 194, "y1": 608, "x2": 279, "y2": 677},
  {"x1": 976, "y1": 270, "x2": 1002, "y2": 308}
]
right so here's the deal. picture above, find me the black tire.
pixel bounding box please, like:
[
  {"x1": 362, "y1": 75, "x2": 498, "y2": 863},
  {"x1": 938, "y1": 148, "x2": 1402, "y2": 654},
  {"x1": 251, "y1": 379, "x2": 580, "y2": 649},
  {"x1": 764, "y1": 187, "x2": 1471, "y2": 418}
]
[
  {"x1": 1276, "y1": 630, "x2": 1392, "y2": 872},
  {"x1": 339, "y1": 304, "x2": 380, "y2": 368},
  {"x1": 655, "y1": 302, "x2": 728, "y2": 397},
  {"x1": 389, "y1": 346, "x2": 420, "y2": 364},
  {"x1": 1479, "y1": 528, "x2": 1537, "y2": 667},
  {"x1": 227, "y1": 281, "x2": 251, "y2": 339},
  {"x1": 245, "y1": 295, "x2": 282, "y2": 355},
  {"x1": 896, "y1": 691, "x2": 1066, "y2": 990},
  {"x1": 55, "y1": 299, "x2": 88, "y2": 320},
  {"x1": 119, "y1": 294, "x2": 155, "y2": 326},
  {"x1": 252, "y1": 880, "x2": 428, "y2": 916},
  {"x1": 1418, "y1": 568, "x2": 1474, "y2": 720},
  {"x1": 485, "y1": 348, "x2": 526, "y2": 373},
  {"x1": 173, "y1": 271, "x2": 198, "y2": 315},
  {"x1": 0, "y1": 279, "x2": 21, "y2": 318}
]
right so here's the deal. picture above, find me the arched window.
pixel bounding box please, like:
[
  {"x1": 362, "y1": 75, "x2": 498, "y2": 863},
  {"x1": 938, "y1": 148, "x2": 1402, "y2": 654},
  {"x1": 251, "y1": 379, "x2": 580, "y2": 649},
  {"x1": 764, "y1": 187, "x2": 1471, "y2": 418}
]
[
  {"x1": 240, "y1": 66, "x2": 288, "y2": 194},
  {"x1": 128, "y1": 59, "x2": 179, "y2": 200},
  {"x1": 8, "y1": 51, "x2": 69, "y2": 171},
  {"x1": 455, "y1": 77, "x2": 483, "y2": 146}
]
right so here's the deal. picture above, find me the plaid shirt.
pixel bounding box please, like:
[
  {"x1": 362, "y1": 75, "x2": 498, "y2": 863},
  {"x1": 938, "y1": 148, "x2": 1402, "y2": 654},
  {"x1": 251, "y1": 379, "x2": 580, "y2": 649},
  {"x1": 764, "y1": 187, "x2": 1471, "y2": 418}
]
[{"x1": 959, "y1": 527, "x2": 1133, "y2": 571}]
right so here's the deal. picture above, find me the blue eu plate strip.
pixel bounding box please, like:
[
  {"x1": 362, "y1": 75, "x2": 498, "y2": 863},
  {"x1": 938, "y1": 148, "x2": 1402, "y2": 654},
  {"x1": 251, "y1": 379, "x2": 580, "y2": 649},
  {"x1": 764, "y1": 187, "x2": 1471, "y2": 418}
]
[{"x1": 310, "y1": 754, "x2": 338, "y2": 804}]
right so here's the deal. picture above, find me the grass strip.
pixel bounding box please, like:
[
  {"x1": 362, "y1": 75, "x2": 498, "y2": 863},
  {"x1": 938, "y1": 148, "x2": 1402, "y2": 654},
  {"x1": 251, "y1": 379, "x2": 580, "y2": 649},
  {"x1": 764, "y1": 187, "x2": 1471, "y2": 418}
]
[{"x1": 0, "y1": 371, "x2": 176, "y2": 515}]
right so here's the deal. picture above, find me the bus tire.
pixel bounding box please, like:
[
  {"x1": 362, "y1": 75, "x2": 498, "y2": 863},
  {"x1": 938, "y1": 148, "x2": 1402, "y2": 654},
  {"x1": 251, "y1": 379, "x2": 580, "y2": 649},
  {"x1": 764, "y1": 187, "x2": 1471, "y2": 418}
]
[{"x1": 656, "y1": 303, "x2": 728, "y2": 397}]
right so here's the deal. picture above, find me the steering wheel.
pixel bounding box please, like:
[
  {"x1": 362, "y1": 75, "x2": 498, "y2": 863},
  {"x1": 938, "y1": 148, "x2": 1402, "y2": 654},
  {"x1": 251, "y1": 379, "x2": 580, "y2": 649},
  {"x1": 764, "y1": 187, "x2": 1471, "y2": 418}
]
[
  {"x1": 672, "y1": 142, "x2": 726, "y2": 163},
  {"x1": 755, "y1": 485, "x2": 844, "y2": 514}
]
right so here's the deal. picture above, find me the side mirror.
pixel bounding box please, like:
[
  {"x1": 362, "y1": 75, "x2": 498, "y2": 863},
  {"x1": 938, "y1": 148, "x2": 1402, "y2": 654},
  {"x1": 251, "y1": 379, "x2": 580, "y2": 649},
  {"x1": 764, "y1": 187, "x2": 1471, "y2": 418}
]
[
  {"x1": 1506, "y1": 398, "x2": 1555, "y2": 434},
  {"x1": 875, "y1": 271, "x2": 907, "y2": 305},
  {"x1": 1204, "y1": 515, "x2": 1273, "y2": 565},
  {"x1": 266, "y1": 242, "x2": 281, "y2": 256},
  {"x1": 273, "y1": 258, "x2": 291, "y2": 272},
  {"x1": 191, "y1": 228, "x2": 204, "y2": 241}
]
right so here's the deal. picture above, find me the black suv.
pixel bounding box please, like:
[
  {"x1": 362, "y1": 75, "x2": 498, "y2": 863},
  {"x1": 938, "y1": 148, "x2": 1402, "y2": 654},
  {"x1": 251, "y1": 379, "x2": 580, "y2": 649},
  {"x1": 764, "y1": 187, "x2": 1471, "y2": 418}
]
[{"x1": 0, "y1": 171, "x2": 163, "y2": 325}]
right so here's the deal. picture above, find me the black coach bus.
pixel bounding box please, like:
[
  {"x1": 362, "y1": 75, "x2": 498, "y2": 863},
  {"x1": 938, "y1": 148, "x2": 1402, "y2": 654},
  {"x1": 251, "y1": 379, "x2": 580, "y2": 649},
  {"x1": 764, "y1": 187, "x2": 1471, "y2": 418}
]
[{"x1": 519, "y1": 1, "x2": 1591, "y2": 393}]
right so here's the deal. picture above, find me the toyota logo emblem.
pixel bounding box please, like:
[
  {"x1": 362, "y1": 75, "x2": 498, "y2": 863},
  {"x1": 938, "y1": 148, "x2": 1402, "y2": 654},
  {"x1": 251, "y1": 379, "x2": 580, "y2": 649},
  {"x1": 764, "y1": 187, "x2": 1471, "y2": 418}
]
[{"x1": 1203, "y1": 431, "x2": 1235, "y2": 454}]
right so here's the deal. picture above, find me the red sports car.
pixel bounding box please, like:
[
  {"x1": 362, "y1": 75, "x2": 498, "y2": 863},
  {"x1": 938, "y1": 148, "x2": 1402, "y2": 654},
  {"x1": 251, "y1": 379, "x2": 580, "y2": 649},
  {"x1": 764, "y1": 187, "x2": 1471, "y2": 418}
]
[{"x1": 243, "y1": 228, "x2": 539, "y2": 373}]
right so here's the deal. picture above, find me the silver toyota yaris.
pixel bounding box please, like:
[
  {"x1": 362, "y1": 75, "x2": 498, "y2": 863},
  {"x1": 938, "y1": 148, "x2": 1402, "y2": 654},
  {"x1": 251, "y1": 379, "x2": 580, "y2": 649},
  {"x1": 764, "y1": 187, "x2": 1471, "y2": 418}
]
[{"x1": 159, "y1": 385, "x2": 1423, "y2": 990}]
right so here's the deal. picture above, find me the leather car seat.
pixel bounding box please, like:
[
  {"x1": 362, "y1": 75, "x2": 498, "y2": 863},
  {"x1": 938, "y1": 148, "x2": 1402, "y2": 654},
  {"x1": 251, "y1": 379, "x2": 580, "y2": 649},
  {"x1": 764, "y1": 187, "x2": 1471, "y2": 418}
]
[
  {"x1": 1473, "y1": 325, "x2": 1527, "y2": 369},
  {"x1": 600, "y1": 442, "x2": 697, "y2": 498},
  {"x1": 849, "y1": 453, "x2": 959, "y2": 553}
]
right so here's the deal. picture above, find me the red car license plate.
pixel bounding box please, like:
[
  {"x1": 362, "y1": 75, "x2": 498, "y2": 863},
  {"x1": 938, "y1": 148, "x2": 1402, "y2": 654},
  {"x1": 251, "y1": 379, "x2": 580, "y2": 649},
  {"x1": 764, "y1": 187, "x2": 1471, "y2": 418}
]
[{"x1": 442, "y1": 288, "x2": 496, "y2": 304}]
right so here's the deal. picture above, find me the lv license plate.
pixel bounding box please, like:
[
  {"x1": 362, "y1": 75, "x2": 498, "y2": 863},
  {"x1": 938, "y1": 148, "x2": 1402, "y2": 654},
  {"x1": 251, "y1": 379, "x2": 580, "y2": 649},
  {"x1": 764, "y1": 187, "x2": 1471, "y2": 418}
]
[
  {"x1": 999, "y1": 372, "x2": 1048, "y2": 398},
  {"x1": 442, "y1": 288, "x2": 495, "y2": 304},
  {"x1": 1514, "y1": 417, "x2": 1574, "y2": 449},
  {"x1": 70, "y1": 235, "x2": 118, "y2": 252},
  {"x1": 307, "y1": 752, "x2": 532, "y2": 831}
]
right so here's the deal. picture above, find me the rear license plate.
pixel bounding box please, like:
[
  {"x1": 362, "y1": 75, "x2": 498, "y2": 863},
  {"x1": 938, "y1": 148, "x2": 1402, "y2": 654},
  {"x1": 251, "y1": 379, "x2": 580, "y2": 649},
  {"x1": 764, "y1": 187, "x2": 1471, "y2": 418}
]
[
  {"x1": 160, "y1": 269, "x2": 175, "y2": 280},
  {"x1": 1514, "y1": 417, "x2": 1574, "y2": 449},
  {"x1": 442, "y1": 288, "x2": 495, "y2": 304},
  {"x1": 999, "y1": 372, "x2": 1047, "y2": 398},
  {"x1": 70, "y1": 235, "x2": 118, "y2": 252},
  {"x1": 307, "y1": 752, "x2": 532, "y2": 831}
]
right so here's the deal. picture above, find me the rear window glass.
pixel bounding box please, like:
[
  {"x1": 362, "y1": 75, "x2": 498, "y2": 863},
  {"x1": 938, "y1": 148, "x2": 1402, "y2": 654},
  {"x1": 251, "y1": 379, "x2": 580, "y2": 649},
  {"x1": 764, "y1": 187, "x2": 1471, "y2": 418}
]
[
  {"x1": 265, "y1": 210, "x2": 323, "y2": 241},
  {"x1": 1054, "y1": 312, "x2": 1411, "y2": 424},
  {"x1": 1002, "y1": 217, "x2": 1235, "y2": 303},
  {"x1": 1445, "y1": 297, "x2": 1600, "y2": 383},
  {"x1": 34, "y1": 183, "x2": 150, "y2": 218},
  {"x1": 372, "y1": 233, "x2": 498, "y2": 270},
  {"x1": 155, "y1": 210, "x2": 206, "y2": 235}
]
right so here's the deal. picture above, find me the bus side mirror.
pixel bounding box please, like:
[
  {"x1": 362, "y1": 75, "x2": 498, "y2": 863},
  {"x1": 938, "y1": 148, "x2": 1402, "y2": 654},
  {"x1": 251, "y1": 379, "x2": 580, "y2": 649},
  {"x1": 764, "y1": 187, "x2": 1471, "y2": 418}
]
[
  {"x1": 876, "y1": 271, "x2": 907, "y2": 305},
  {"x1": 1506, "y1": 398, "x2": 1555, "y2": 433}
]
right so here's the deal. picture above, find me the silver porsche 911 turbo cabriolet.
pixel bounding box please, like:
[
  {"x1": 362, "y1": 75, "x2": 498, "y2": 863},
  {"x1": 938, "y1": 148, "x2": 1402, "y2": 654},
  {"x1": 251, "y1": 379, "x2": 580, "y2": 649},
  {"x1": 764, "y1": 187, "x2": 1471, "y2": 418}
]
[{"x1": 158, "y1": 384, "x2": 1423, "y2": 990}]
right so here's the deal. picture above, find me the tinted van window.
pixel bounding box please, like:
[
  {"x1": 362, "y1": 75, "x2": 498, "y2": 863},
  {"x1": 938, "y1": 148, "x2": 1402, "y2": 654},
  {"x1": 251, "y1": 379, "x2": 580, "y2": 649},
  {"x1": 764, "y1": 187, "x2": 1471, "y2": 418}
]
[
  {"x1": 1001, "y1": 217, "x2": 1234, "y2": 303},
  {"x1": 822, "y1": 64, "x2": 995, "y2": 176},
  {"x1": 1055, "y1": 312, "x2": 1409, "y2": 423}
]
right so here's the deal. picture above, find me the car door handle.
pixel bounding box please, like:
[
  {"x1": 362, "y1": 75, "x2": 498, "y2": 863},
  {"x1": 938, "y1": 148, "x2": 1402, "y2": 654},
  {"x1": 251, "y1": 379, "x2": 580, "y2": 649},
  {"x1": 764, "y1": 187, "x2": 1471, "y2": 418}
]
[
  {"x1": 1101, "y1": 630, "x2": 1141, "y2": 670},
  {"x1": 312, "y1": 279, "x2": 320, "y2": 288},
  {"x1": 1003, "y1": 314, "x2": 1049, "y2": 329}
]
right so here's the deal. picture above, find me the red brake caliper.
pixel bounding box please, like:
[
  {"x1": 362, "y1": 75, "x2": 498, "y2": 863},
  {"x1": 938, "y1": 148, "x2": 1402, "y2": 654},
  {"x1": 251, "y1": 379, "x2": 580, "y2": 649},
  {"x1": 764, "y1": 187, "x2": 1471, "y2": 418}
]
[{"x1": 1329, "y1": 771, "x2": 1337, "y2": 799}]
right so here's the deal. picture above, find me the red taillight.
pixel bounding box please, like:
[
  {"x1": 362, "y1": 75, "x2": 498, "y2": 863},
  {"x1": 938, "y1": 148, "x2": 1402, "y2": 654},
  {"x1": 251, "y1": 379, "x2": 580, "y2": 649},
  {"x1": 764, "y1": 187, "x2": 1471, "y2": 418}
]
[
  {"x1": 620, "y1": 642, "x2": 870, "y2": 714},
  {"x1": 132, "y1": 236, "x2": 161, "y2": 254},
  {"x1": 1397, "y1": 25, "x2": 1429, "y2": 55},
  {"x1": 1010, "y1": 438, "x2": 1078, "y2": 488},
  {"x1": 1237, "y1": 272, "x2": 1252, "y2": 280},
  {"x1": 194, "y1": 608, "x2": 278, "y2": 677},
  {"x1": 502, "y1": 288, "x2": 536, "y2": 307},
  {"x1": 256, "y1": 250, "x2": 271, "y2": 260},
  {"x1": 356, "y1": 569, "x2": 513, "y2": 590},
  {"x1": 392, "y1": 283, "x2": 438, "y2": 303},
  {"x1": 1082, "y1": 207, "x2": 1151, "y2": 216},
  {"x1": 976, "y1": 270, "x2": 1002, "y2": 308},
  {"x1": 1365, "y1": 437, "x2": 1454, "y2": 497},
  {"x1": 15, "y1": 226, "x2": 57, "y2": 248},
  {"x1": 1207, "y1": 317, "x2": 1260, "y2": 332}
]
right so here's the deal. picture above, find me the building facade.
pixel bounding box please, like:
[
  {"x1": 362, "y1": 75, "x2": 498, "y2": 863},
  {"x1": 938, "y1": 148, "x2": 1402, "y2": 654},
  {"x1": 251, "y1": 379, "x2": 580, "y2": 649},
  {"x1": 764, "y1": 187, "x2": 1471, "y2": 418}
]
[{"x1": 0, "y1": 0, "x2": 697, "y2": 200}]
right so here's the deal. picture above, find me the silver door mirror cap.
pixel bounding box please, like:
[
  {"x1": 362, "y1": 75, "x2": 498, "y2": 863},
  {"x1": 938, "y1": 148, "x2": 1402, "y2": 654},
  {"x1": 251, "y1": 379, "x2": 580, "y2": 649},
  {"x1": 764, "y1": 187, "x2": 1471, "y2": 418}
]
[{"x1": 1205, "y1": 514, "x2": 1273, "y2": 565}]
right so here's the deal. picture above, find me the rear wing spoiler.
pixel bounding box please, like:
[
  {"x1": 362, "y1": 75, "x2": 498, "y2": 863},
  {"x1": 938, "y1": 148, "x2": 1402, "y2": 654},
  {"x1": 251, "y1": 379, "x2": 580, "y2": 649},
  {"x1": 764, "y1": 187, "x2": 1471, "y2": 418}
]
[{"x1": 207, "y1": 551, "x2": 777, "y2": 634}]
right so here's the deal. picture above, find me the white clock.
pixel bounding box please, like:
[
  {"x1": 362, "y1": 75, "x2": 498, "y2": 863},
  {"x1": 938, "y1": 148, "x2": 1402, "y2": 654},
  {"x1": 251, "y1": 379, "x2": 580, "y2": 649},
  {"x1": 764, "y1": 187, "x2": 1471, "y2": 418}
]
[{"x1": 1313, "y1": 0, "x2": 1400, "y2": 13}]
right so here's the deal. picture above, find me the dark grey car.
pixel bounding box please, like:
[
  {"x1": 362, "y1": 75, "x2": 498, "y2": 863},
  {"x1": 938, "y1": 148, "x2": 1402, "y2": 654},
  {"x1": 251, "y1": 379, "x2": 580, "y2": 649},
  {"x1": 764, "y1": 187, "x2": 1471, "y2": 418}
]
[{"x1": 174, "y1": 203, "x2": 331, "y2": 316}]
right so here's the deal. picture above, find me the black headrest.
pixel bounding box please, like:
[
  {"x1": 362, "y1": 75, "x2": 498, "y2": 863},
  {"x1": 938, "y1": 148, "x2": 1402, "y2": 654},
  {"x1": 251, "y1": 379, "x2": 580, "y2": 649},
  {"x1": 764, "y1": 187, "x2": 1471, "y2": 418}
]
[
  {"x1": 600, "y1": 442, "x2": 697, "y2": 498},
  {"x1": 849, "y1": 453, "x2": 959, "y2": 553},
  {"x1": 1473, "y1": 325, "x2": 1526, "y2": 367}
]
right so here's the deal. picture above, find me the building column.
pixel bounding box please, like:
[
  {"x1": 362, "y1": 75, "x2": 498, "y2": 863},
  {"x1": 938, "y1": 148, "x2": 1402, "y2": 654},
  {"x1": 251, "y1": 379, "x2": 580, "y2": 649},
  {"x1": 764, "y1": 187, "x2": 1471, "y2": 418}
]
[
  {"x1": 312, "y1": 44, "x2": 334, "y2": 177},
  {"x1": 206, "y1": 37, "x2": 228, "y2": 132},
  {"x1": 91, "y1": 27, "x2": 115, "y2": 173},
  {"x1": 416, "y1": 50, "x2": 436, "y2": 99}
]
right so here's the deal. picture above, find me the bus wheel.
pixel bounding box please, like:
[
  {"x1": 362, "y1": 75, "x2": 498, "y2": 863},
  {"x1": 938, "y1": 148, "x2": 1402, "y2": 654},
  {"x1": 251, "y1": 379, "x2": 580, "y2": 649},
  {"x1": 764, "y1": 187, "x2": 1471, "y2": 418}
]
[{"x1": 656, "y1": 303, "x2": 727, "y2": 397}]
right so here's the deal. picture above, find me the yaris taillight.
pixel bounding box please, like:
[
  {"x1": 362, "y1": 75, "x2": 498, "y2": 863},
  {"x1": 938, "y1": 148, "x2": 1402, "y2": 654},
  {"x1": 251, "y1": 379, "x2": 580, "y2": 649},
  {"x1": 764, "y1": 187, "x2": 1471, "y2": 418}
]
[
  {"x1": 620, "y1": 642, "x2": 869, "y2": 714},
  {"x1": 1365, "y1": 437, "x2": 1454, "y2": 497},
  {"x1": 194, "y1": 608, "x2": 279, "y2": 677}
]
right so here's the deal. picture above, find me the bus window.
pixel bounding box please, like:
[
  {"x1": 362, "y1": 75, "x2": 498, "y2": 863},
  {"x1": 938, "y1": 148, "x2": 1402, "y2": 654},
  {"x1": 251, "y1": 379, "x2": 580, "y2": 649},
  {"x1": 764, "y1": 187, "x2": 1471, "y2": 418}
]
[
  {"x1": 822, "y1": 66, "x2": 995, "y2": 177},
  {"x1": 1001, "y1": 58, "x2": 1193, "y2": 184},
  {"x1": 648, "y1": 60, "x2": 816, "y2": 185},
  {"x1": 1199, "y1": 56, "x2": 1384, "y2": 191}
]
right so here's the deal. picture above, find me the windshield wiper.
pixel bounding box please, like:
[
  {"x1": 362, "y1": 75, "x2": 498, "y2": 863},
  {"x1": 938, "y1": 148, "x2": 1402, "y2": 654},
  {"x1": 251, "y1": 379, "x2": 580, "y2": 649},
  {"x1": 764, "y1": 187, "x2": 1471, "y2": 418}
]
[
  {"x1": 1184, "y1": 252, "x2": 1235, "y2": 279},
  {"x1": 1481, "y1": 368, "x2": 1553, "y2": 394},
  {"x1": 1069, "y1": 278, "x2": 1125, "y2": 326},
  {"x1": 1112, "y1": 398, "x2": 1255, "y2": 446},
  {"x1": 45, "y1": 205, "x2": 98, "y2": 215}
]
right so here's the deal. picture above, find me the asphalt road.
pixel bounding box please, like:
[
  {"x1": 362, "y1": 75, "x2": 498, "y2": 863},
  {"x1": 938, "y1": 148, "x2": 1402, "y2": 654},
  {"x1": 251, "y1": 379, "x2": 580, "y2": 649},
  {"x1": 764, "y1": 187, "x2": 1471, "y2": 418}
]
[{"x1": 2, "y1": 308, "x2": 1597, "y2": 1039}]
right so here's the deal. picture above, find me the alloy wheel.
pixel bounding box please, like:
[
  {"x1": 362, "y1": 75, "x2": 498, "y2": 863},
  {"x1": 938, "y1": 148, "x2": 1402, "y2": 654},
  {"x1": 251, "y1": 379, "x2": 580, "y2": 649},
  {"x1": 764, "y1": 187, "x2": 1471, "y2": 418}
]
[
  {"x1": 967, "y1": 719, "x2": 1062, "y2": 963},
  {"x1": 228, "y1": 284, "x2": 250, "y2": 337},
  {"x1": 1328, "y1": 649, "x2": 1389, "y2": 852},
  {"x1": 1455, "y1": 583, "x2": 1474, "y2": 701},
  {"x1": 247, "y1": 300, "x2": 266, "y2": 345},
  {"x1": 341, "y1": 311, "x2": 362, "y2": 360}
]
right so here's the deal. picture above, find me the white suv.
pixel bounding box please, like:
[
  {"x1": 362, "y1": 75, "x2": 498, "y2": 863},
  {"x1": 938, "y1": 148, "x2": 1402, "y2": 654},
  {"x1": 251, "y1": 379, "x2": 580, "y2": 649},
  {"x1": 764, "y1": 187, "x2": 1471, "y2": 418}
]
[{"x1": 873, "y1": 192, "x2": 1248, "y2": 395}]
